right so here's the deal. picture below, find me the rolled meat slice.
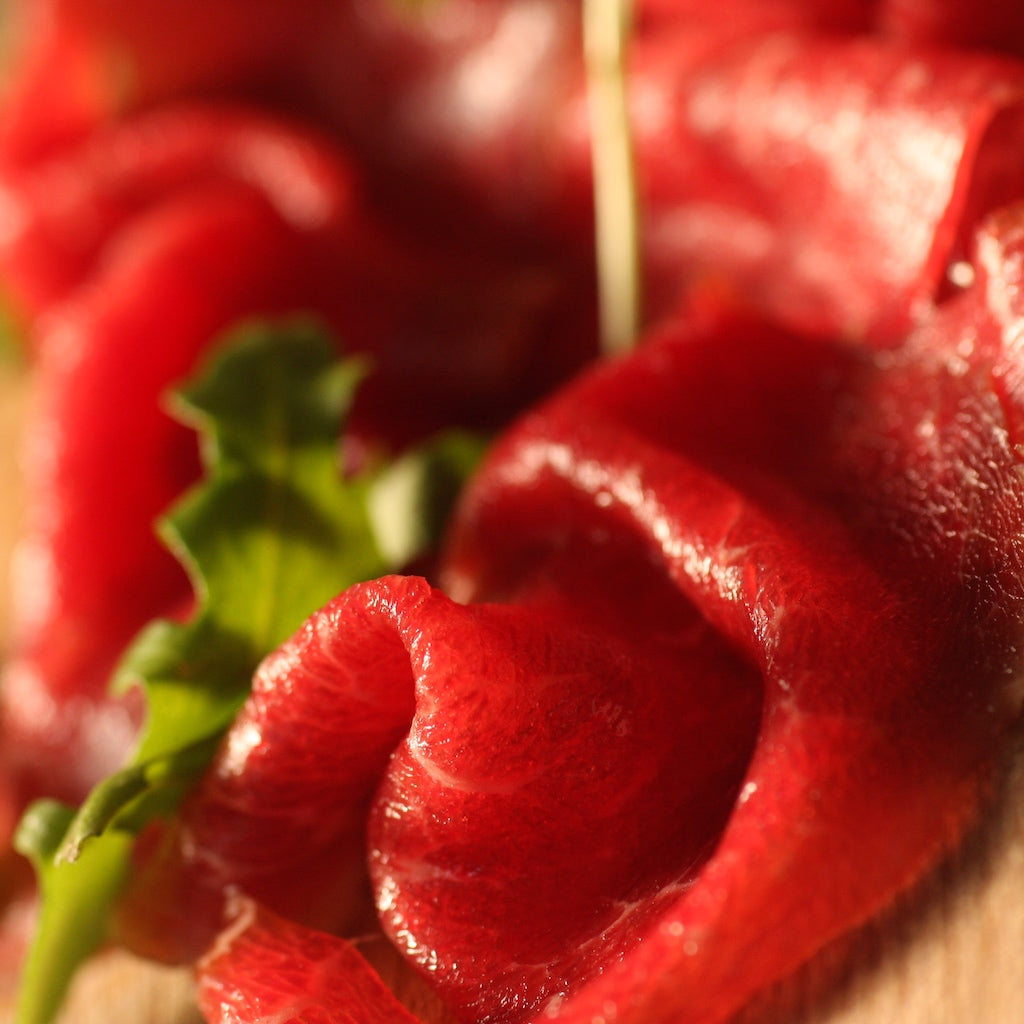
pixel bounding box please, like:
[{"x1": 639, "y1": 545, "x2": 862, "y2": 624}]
[
  {"x1": 623, "y1": 28, "x2": 1024, "y2": 339},
  {"x1": 164, "y1": 215, "x2": 1023, "y2": 1022}
]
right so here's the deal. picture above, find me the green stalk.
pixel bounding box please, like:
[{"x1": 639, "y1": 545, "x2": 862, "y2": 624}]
[{"x1": 584, "y1": 0, "x2": 640, "y2": 355}]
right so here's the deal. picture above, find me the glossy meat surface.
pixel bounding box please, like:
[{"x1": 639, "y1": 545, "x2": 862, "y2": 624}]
[{"x1": 185, "y1": 272, "x2": 1024, "y2": 1023}]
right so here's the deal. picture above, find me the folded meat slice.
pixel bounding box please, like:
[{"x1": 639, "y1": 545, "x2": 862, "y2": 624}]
[
  {"x1": 166, "y1": 233, "x2": 1024, "y2": 1024},
  {"x1": 440, "y1": 328, "x2": 1024, "y2": 1024},
  {"x1": 120, "y1": 563, "x2": 762, "y2": 968},
  {"x1": 298, "y1": 19, "x2": 1024, "y2": 344},
  {"x1": 289, "y1": 13, "x2": 1024, "y2": 342},
  {"x1": 619, "y1": 29, "x2": 1024, "y2": 340},
  {"x1": 2, "y1": 184, "x2": 285, "y2": 806},
  {"x1": 237, "y1": 17, "x2": 1024, "y2": 341},
  {"x1": 0, "y1": 106, "x2": 361, "y2": 320}
]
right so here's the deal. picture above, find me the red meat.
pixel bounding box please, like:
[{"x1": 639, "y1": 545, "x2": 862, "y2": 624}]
[
  {"x1": 151, "y1": 206, "x2": 1024, "y2": 1024},
  {"x1": 622, "y1": 29, "x2": 1024, "y2": 339},
  {"x1": 1, "y1": 4, "x2": 1024, "y2": 1021},
  {"x1": 196, "y1": 899, "x2": 425, "y2": 1024},
  {"x1": 0, "y1": 106, "x2": 362, "y2": 319},
  {"x1": 9, "y1": 4, "x2": 1024, "y2": 343}
]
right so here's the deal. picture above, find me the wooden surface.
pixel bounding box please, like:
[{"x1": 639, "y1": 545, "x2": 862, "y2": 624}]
[{"x1": 0, "y1": 358, "x2": 1022, "y2": 1024}]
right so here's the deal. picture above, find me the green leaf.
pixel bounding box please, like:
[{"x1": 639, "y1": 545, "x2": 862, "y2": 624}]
[
  {"x1": 368, "y1": 430, "x2": 489, "y2": 566},
  {"x1": 113, "y1": 319, "x2": 384, "y2": 766},
  {"x1": 14, "y1": 317, "x2": 488, "y2": 1024},
  {"x1": 58, "y1": 735, "x2": 224, "y2": 864}
]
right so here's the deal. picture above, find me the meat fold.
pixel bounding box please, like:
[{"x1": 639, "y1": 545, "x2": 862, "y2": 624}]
[{"x1": 155, "y1": 212, "x2": 1024, "y2": 1022}]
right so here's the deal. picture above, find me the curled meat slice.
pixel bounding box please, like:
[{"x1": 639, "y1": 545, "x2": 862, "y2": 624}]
[
  {"x1": 440, "y1": 320, "x2": 1024, "y2": 1024},
  {"x1": 0, "y1": 106, "x2": 359, "y2": 320},
  {"x1": 143, "y1": 273, "x2": 1024, "y2": 1024},
  {"x1": 2, "y1": 184, "x2": 288, "y2": 804},
  {"x1": 620, "y1": 29, "x2": 1024, "y2": 339},
  {"x1": 120, "y1": 569, "x2": 761, "y2": 978},
  {"x1": 268, "y1": 13, "x2": 1024, "y2": 340}
]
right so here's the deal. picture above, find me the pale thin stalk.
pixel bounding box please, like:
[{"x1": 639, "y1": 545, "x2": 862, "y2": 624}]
[{"x1": 584, "y1": 0, "x2": 640, "y2": 355}]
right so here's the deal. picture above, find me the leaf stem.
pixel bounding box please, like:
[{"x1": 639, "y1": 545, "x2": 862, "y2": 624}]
[{"x1": 584, "y1": 0, "x2": 640, "y2": 355}]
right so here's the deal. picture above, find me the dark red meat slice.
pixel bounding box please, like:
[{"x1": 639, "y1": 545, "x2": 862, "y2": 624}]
[
  {"x1": 0, "y1": 104, "x2": 596, "y2": 406},
  {"x1": 0, "y1": 0, "x2": 587, "y2": 259},
  {"x1": 441, "y1": 331, "x2": 1024, "y2": 1024},
  {"x1": 138, "y1": 209, "x2": 1024, "y2": 1024},
  {"x1": 618, "y1": 30, "x2": 1024, "y2": 339},
  {"x1": 206, "y1": 17, "x2": 1024, "y2": 340},
  {"x1": 0, "y1": 106, "x2": 362, "y2": 319},
  {"x1": 224, "y1": 21, "x2": 1024, "y2": 340}
]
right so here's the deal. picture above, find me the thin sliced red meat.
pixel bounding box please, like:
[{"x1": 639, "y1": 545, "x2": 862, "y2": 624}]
[
  {"x1": 1, "y1": 183, "x2": 315, "y2": 804},
  {"x1": 0, "y1": 106, "x2": 359, "y2": 320},
  {"x1": 197, "y1": 899, "x2": 422, "y2": 1024},
  {"x1": 239, "y1": 15, "x2": 1024, "y2": 340},
  {"x1": 440, "y1": 321, "x2": 1024, "y2": 1024},
  {"x1": 618, "y1": 30, "x2": 1024, "y2": 339},
  {"x1": 0, "y1": 103, "x2": 596, "y2": 401},
  {"x1": 249, "y1": 18, "x2": 1024, "y2": 340},
  {"x1": 140, "y1": 227, "x2": 1024, "y2": 1023},
  {"x1": 119, "y1": 570, "x2": 761, "y2": 972},
  {"x1": 2, "y1": 5, "x2": 1023, "y2": 1021}
]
